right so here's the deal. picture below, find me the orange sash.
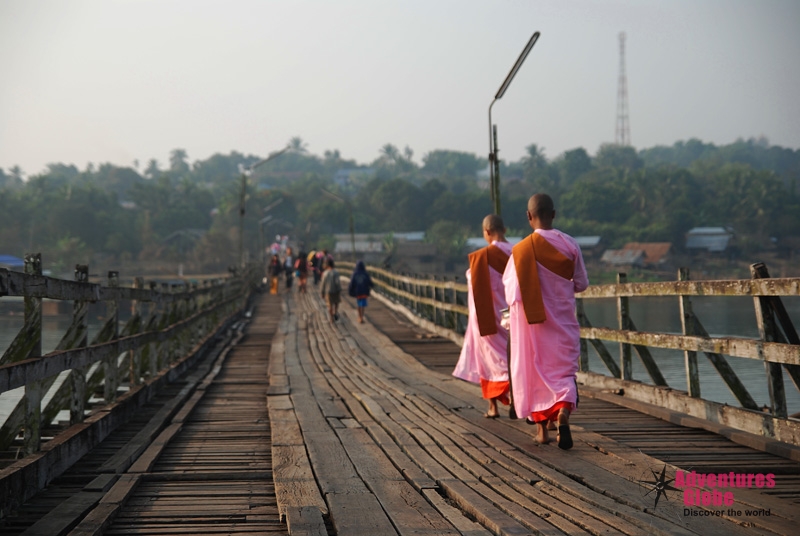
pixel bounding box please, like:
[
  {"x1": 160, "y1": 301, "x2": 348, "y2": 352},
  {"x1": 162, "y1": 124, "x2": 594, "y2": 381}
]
[
  {"x1": 468, "y1": 244, "x2": 510, "y2": 336},
  {"x1": 512, "y1": 232, "x2": 574, "y2": 324}
]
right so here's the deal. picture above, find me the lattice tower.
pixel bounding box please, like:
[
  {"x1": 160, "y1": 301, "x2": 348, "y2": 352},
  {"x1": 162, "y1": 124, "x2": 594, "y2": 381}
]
[{"x1": 615, "y1": 32, "x2": 631, "y2": 146}]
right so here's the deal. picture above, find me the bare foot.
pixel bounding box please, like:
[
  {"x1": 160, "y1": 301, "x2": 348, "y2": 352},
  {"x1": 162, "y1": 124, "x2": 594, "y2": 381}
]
[{"x1": 535, "y1": 422, "x2": 550, "y2": 444}]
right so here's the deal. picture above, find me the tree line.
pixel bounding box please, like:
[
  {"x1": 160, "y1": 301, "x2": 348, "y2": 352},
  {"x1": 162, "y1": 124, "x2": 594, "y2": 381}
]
[{"x1": 1, "y1": 136, "x2": 798, "y2": 275}]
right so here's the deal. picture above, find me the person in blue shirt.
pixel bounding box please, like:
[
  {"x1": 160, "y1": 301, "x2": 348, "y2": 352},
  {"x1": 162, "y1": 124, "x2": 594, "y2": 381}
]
[{"x1": 348, "y1": 260, "x2": 374, "y2": 324}]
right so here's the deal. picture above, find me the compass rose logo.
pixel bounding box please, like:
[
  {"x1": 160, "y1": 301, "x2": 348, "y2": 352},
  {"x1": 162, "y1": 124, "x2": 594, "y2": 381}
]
[{"x1": 638, "y1": 464, "x2": 679, "y2": 509}]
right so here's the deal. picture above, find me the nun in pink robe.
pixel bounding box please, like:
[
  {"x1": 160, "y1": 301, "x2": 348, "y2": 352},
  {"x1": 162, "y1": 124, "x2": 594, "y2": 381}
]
[
  {"x1": 452, "y1": 240, "x2": 513, "y2": 406},
  {"x1": 502, "y1": 229, "x2": 588, "y2": 423}
]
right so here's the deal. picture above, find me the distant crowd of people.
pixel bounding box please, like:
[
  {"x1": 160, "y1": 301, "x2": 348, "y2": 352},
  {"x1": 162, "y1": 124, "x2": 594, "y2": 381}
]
[{"x1": 265, "y1": 247, "x2": 374, "y2": 324}]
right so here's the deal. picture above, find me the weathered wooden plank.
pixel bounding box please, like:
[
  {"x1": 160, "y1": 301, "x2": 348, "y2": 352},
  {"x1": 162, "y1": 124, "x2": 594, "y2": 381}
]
[
  {"x1": 335, "y1": 424, "x2": 458, "y2": 535},
  {"x1": 580, "y1": 326, "x2": 800, "y2": 366},
  {"x1": 578, "y1": 372, "x2": 800, "y2": 449},
  {"x1": 284, "y1": 505, "x2": 327, "y2": 536},
  {"x1": 421, "y1": 488, "x2": 493, "y2": 536},
  {"x1": 439, "y1": 479, "x2": 555, "y2": 536},
  {"x1": 679, "y1": 268, "x2": 702, "y2": 398},
  {"x1": 579, "y1": 277, "x2": 800, "y2": 298}
]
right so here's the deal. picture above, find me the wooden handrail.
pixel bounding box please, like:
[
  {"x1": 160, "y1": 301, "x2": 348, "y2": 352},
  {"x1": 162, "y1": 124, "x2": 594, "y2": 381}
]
[
  {"x1": 337, "y1": 260, "x2": 800, "y2": 426},
  {"x1": 0, "y1": 257, "x2": 262, "y2": 455}
]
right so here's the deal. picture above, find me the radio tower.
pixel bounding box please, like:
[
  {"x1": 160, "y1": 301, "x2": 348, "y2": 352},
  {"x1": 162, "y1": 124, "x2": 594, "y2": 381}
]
[{"x1": 615, "y1": 32, "x2": 631, "y2": 146}]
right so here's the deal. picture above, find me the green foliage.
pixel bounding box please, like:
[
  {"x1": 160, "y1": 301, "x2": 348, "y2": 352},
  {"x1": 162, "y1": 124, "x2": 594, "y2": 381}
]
[
  {"x1": 1, "y1": 136, "x2": 798, "y2": 275},
  {"x1": 426, "y1": 221, "x2": 469, "y2": 261}
]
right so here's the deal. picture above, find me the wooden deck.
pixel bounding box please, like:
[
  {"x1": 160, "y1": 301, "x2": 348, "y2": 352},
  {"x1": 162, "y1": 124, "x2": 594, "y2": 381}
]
[
  {"x1": 268, "y1": 289, "x2": 799, "y2": 535},
  {"x1": 3, "y1": 287, "x2": 799, "y2": 535}
]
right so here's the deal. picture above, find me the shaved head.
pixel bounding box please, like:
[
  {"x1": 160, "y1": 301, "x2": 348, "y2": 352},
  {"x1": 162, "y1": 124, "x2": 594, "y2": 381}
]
[
  {"x1": 528, "y1": 194, "x2": 554, "y2": 218},
  {"x1": 483, "y1": 214, "x2": 505, "y2": 234},
  {"x1": 527, "y1": 193, "x2": 555, "y2": 230}
]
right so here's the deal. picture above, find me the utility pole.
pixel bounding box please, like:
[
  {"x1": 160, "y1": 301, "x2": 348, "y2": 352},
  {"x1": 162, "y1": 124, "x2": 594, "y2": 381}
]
[
  {"x1": 238, "y1": 147, "x2": 289, "y2": 268},
  {"x1": 615, "y1": 32, "x2": 631, "y2": 146}
]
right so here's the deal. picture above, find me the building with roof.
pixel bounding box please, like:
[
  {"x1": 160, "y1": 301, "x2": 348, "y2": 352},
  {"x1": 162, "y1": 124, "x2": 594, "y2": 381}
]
[
  {"x1": 621, "y1": 242, "x2": 672, "y2": 268},
  {"x1": 685, "y1": 227, "x2": 734, "y2": 253},
  {"x1": 600, "y1": 249, "x2": 646, "y2": 267}
]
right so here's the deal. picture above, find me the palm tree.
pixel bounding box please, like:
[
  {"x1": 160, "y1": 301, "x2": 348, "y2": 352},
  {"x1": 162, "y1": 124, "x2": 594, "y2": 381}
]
[
  {"x1": 289, "y1": 136, "x2": 308, "y2": 153},
  {"x1": 379, "y1": 143, "x2": 400, "y2": 163},
  {"x1": 169, "y1": 149, "x2": 189, "y2": 175}
]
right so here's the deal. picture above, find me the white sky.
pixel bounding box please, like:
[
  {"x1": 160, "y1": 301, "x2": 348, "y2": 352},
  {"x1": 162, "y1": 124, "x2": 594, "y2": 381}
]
[{"x1": 1, "y1": 0, "x2": 799, "y2": 177}]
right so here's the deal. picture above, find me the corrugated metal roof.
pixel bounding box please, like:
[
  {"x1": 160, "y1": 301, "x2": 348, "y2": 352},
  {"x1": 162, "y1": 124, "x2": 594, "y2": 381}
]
[
  {"x1": 333, "y1": 241, "x2": 384, "y2": 253},
  {"x1": 685, "y1": 227, "x2": 733, "y2": 251},
  {"x1": 686, "y1": 235, "x2": 731, "y2": 252},
  {"x1": 622, "y1": 242, "x2": 672, "y2": 265},
  {"x1": 575, "y1": 236, "x2": 602, "y2": 248},
  {"x1": 464, "y1": 236, "x2": 523, "y2": 252},
  {"x1": 687, "y1": 227, "x2": 730, "y2": 235},
  {"x1": 601, "y1": 249, "x2": 645, "y2": 266}
]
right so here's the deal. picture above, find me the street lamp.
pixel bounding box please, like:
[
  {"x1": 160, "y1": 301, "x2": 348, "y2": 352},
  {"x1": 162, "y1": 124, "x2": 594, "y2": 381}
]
[
  {"x1": 488, "y1": 31, "x2": 540, "y2": 216},
  {"x1": 238, "y1": 147, "x2": 289, "y2": 267},
  {"x1": 320, "y1": 188, "x2": 356, "y2": 260},
  {"x1": 257, "y1": 198, "x2": 284, "y2": 261}
]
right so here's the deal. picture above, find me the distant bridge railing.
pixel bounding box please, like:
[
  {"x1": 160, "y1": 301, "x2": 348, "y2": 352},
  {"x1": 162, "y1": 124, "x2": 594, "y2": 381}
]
[
  {"x1": 0, "y1": 254, "x2": 261, "y2": 460},
  {"x1": 339, "y1": 261, "x2": 800, "y2": 446}
]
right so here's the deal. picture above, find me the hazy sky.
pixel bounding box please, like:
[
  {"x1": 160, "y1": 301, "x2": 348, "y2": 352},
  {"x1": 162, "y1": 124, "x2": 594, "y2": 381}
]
[{"x1": 1, "y1": 0, "x2": 799, "y2": 177}]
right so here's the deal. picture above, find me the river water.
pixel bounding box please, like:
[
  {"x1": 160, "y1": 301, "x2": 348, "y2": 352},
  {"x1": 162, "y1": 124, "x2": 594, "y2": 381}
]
[
  {"x1": 582, "y1": 294, "x2": 800, "y2": 416},
  {"x1": 1, "y1": 295, "x2": 799, "y2": 420}
]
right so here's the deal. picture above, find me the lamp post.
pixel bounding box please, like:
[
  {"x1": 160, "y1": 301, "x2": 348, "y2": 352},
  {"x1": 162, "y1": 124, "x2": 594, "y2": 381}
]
[
  {"x1": 238, "y1": 147, "x2": 289, "y2": 268},
  {"x1": 321, "y1": 188, "x2": 356, "y2": 261},
  {"x1": 258, "y1": 215, "x2": 274, "y2": 263},
  {"x1": 257, "y1": 198, "x2": 284, "y2": 262},
  {"x1": 488, "y1": 31, "x2": 540, "y2": 216}
]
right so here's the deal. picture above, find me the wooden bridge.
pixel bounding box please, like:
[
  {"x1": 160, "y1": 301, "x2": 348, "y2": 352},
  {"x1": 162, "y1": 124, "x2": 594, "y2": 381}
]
[{"x1": 1, "y1": 256, "x2": 799, "y2": 535}]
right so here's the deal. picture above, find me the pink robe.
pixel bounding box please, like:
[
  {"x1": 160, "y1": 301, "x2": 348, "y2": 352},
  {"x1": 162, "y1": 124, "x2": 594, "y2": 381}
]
[
  {"x1": 502, "y1": 229, "x2": 589, "y2": 418},
  {"x1": 453, "y1": 240, "x2": 513, "y2": 388}
]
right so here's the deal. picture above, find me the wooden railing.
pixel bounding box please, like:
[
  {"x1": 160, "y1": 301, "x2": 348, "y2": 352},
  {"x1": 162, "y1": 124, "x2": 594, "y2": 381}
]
[
  {"x1": 0, "y1": 254, "x2": 262, "y2": 457},
  {"x1": 339, "y1": 262, "x2": 469, "y2": 336},
  {"x1": 340, "y1": 260, "x2": 800, "y2": 443}
]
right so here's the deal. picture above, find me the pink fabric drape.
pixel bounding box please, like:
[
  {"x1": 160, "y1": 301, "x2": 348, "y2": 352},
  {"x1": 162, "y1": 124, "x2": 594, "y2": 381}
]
[
  {"x1": 453, "y1": 241, "x2": 513, "y2": 389},
  {"x1": 502, "y1": 229, "x2": 588, "y2": 418}
]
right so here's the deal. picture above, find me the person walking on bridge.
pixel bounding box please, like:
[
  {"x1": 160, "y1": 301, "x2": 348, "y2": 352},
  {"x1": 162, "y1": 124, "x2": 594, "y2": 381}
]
[
  {"x1": 502, "y1": 194, "x2": 588, "y2": 449},
  {"x1": 348, "y1": 260, "x2": 374, "y2": 324},
  {"x1": 453, "y1": 215, "x2": 513, "y2": 419},
  {"x1": 320, "y1": 259, "x2": 342, "y2": 322},
  {"x1": 268, "y1": 254, "x2": 282, "y2": 294}
]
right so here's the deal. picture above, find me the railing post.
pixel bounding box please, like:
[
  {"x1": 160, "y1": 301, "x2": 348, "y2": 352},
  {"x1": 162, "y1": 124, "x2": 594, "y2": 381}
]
[
  {"x1": 576, "y1": 298, "x2": 589, "y2": 372},
  {"x1": 412, "y1": 274, "x2": 419, "y2": 316},
  {"x1": 617, "y1": 272, "x2": 632, "y2": 380},
  {"x1": 432, "y1": 275, "x2": 438, "y2": 325},
  {"x1": 751, "y1": 262, "x2": 788, "y2": 419},
  {"x1": 161, "y1": 282, "x2": 174, "y2": 365},
  {"x1": 23, "y1": 253, "x2": 43, "y2": 455},
  {"x1": 129, "y1": 277, "x2": 144, "y2": 387},
  {"x1": 679, "y1": 268, "x2": 701, "y2": 398},
  {"x1": 103, "y1": 271, "x2": 120, "y2": 403},
  {"x1": 150, "y1": 281, "x2": 162, "y2": 377},
  {"x1": 70, "y1": 265, "x2": 90, "y2": 424},
  {"x1": 450, "y1": 276, "x2": 458, "y2": 332}
]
